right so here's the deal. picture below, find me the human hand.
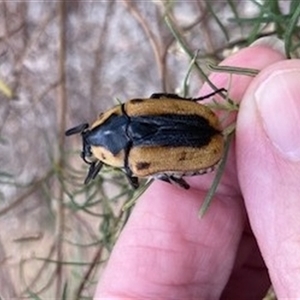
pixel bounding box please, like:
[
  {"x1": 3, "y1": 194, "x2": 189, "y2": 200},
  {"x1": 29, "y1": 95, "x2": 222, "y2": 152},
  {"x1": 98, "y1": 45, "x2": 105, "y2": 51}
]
[{"x1": 95, "y1": 39, "x2": 300, "y2": 299}]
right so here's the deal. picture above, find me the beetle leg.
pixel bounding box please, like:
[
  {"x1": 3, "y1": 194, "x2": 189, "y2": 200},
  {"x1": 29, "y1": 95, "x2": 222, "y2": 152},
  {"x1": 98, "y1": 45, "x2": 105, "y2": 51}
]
[
  {"x1": 169, "y1": 176, "x2": 190, "y2": 189},
  {"x1": 157, "y1": 175, "x2": 172, "y2": 184},
  {"x1": 125, "y1": 174, "x2": 139, "y2": 189},
  {"x1": 84, "y1": 161, "x2": 103, "y2": 184},
  {"x1": 158, "y1": 175, "x2": 190, "y2": 190},
  {"x1": 81, "y1": 151, "x2": 92, "y2": 165},
  {"x1": 122, "y1": 140, "x2": 138, "y2": 186},
  {"x1": 150, "y1": 88, "x2": 226, "y2": 102}
]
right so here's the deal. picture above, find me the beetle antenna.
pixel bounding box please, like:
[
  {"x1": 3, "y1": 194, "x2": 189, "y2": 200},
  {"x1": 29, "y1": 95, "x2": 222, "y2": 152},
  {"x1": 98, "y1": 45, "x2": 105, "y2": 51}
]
[
  {"x1": 65, "y1": 123, "x2": 89, "y2": 136},
  {"x1": 193, "y1": 88, "x2": 227, "y2": 101}
]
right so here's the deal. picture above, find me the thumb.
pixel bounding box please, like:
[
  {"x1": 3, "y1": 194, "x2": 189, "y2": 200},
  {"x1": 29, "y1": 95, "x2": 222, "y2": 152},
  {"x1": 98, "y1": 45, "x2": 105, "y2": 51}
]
[{"x1": 237, "y1": 60, "x2": 300, "y2": 297}]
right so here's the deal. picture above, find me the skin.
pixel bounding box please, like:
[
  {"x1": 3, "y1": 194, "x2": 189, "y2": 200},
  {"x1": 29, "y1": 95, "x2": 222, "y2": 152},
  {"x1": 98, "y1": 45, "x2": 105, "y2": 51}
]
[{"x1": 95, "y1": 41, "x2": 300, "y2": 299}]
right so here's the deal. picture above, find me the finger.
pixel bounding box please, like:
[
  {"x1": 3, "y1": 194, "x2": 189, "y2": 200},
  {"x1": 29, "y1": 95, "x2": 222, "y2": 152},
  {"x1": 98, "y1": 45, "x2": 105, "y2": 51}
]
[
  {"x1": 237, "y1": 59, "x2": 300, "y2": 297},
  {"x1": 221, "y1": 225, "x2": 271, "y2": 300},
  {"x1": 95, "y1": 181, "x2": 245, "y2": 299}
]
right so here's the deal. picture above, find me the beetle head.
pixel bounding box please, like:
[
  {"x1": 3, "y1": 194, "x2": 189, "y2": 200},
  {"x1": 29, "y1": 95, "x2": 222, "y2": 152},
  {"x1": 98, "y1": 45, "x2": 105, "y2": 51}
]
[
  {"x1": 65, "y1": 123, "x2": 94, "y2": 164},
  {"x1": 65, "y1": 123, "x2": 104, "y2": 184}
]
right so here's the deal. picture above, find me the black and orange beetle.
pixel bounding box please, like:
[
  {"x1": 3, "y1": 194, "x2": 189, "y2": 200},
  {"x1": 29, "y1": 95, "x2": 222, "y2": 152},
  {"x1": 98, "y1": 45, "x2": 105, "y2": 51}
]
[{"x1": 65, "y1": 89, "x2": 225, "y2": 189}]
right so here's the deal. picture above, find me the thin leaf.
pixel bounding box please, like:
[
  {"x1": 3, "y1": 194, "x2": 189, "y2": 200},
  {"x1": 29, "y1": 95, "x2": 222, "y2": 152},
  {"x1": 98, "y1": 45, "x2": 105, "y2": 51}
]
[
  {"x1": 284, "y1": 3, "x2": 300, "y2": 58},
  {"x1": 0, "y1": 79, "x2": 13, "y2": 99},
  {"x1": 204, "y1": 1, "x2": 229, "y2": 41},
  {"x1": 62, "y1": 281, "x2": 68, "y2": 300},
  {"x1": 199, "y1": 131, "x2": 234, "y2": 217}
]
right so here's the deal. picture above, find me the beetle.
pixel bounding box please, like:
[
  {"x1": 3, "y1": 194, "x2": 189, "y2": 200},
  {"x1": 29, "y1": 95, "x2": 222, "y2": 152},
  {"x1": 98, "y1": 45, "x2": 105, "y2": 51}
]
[{"x1": 65, "y1": 89, "x2": 226, "y2": 189}]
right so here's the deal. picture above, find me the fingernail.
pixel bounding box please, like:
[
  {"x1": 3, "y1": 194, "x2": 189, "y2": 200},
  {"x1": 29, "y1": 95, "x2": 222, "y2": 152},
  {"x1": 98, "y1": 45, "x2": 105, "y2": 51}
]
[
  {"x1": 250, "y1": 37, "x2": 285, "y2": 56},
  {"x1": 255, "y1": 69, "x2": 300, "y2": 161}
]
